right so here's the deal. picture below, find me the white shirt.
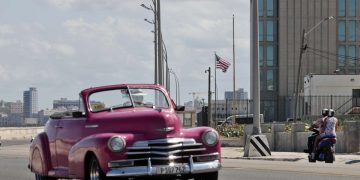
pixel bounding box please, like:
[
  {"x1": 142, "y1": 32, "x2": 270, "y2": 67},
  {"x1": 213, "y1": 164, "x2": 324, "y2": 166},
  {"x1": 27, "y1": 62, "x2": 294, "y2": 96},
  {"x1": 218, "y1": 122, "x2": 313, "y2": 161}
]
[{"x1": 323, "y1": 116, "x2": 337, "y2": 137}]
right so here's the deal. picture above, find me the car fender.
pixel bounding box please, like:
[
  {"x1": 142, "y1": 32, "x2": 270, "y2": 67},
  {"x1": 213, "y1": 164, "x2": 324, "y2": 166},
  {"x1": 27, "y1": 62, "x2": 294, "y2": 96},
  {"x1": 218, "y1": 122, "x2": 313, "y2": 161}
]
[
  {"x1": 68, "y1": 133, "x2": 137, "y2": 179},
  {"x1": 181, "y1": 127, "x2": 221, "y2": 158},
  {"x1": 29, "y1": 132, "x2": 51, "y2": 176}
]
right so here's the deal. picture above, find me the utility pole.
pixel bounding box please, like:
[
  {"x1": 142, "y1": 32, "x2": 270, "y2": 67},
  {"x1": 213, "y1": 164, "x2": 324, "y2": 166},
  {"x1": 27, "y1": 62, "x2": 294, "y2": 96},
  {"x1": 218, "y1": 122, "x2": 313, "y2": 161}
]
[
  {"x1": 156, "y1": 0, "x2": 163, "y2": 86},
  {"x1": 244, "y1": 0, "x2": 271, "y2": 157},
  {"x1": 293, "y1": 16, "x2": 334, "y2": 122},
  {"x1": 251, "y1": 0, "x2": 260, "y2": 135},
  {"x1": 232, "y1": 14, "x2": 236, "y2": 125},
  {"x1": 293, "y1": 29, "x2": 306, "y2": 123},
  {"x1": 205, "y1": 67, "x2": 212, "y2": 127}
]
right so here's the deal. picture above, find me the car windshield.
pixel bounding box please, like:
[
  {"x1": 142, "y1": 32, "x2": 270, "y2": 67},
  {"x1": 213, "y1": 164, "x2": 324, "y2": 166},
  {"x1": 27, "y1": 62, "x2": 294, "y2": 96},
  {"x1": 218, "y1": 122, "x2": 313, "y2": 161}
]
[{"x1": 88, "y1": 87, "x2": 169, "y2": 112}]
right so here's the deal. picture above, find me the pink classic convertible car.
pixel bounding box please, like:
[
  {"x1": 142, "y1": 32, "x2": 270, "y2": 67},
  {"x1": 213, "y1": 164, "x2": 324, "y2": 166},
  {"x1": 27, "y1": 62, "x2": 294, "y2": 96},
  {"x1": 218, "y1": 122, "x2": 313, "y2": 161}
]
[{"x1": 29, "y1": 84, "x2": 221, "y2": 180}]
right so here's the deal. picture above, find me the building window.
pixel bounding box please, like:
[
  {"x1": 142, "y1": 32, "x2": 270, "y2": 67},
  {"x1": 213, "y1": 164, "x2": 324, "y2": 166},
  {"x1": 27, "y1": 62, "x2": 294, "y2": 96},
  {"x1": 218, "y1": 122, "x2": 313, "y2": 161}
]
[
  {"x1": 258, "y1": 0, "x2": 264, "y2": 16},
  {"x1": 348, "y1": 21, "x2": 356, "y2": 41},
  {"x1": 338, "y1": 45, "x2": 346, "y2": 67},
  {"x1": 348, "y1": 45, "x2": 356, "y2": 66},
  {"x1": 267, "y1": 45, "x2": 274, "y2": 66},
  {"x1": 348, "y1": 0, "x2": 356, "y2": 17},
  {"x1": 338, "y1": 0, "x2": 345, "y2": 17},
  {"x1": 264, "y1": 101, "x2": 275, "y2": 122},
  {"x1": 259, "y1": 20, "x2": 263, "y2": 41},
  {"x1": 266, "y1": 20, "x2": 273, "y2": 41},
  {"x1": 338, "y1": 21, "x2": 346, "y2": 41},
  {"x1": 348, "y1": 69, "x2": 356, "y2": 74},
  {"x1": 267, "y1": 70, "x2": 274, "y2": 91},
  {"x1": 267, "y1": 0, "x2": 273, "y2": 16},
  {"x1": 259, "y1": 45, "x2": 263, "y2": 66}
]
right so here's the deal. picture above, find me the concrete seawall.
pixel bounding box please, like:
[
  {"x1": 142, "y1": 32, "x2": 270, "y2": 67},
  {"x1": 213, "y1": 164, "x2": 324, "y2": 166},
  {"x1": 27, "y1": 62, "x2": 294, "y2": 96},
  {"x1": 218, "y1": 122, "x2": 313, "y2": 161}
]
[
  {"x1": 0, "y1": 127, "x2": 44, "y2": 140},
  {"x1": 243, "y1": 121, "x2": 359, "y2": 153}
]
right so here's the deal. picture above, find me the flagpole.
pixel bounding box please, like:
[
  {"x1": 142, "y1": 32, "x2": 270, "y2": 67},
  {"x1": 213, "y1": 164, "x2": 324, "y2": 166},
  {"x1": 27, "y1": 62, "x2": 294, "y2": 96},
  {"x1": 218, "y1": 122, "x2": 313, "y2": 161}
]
[
  {"x1": 232, "y1": 14, "x2": 236, "y2": 125},
  {"x1": 214, "y1": 51, "x2": 217, "y2": 128}
]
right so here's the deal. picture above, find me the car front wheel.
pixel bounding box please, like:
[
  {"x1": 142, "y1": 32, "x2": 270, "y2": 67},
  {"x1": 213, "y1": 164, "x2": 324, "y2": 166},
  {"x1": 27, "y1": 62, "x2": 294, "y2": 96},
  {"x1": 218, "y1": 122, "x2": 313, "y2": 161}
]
[{"x1": 87, "y1": 155, "x2": 106, "y2": 180}]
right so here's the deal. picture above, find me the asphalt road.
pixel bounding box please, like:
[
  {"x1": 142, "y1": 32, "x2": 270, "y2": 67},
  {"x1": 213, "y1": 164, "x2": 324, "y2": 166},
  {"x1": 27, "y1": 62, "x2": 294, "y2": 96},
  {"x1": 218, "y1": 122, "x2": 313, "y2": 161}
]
[
  {"x1": 0, "y1": 139, "x2": 31, "y2": 147},
  {"x1": 1, "y1": 143, "x2": 359, "y2": 180}
]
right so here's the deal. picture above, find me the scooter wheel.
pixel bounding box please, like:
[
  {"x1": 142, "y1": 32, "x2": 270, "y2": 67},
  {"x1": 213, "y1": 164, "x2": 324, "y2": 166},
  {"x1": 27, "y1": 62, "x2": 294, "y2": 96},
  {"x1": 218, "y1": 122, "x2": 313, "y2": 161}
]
[
  {"x1": 308, "y1": 156, "x2": 316, "y2": 163},
  {"x1": 324, "y1": 152, "x2": 334, "y2": 163}
]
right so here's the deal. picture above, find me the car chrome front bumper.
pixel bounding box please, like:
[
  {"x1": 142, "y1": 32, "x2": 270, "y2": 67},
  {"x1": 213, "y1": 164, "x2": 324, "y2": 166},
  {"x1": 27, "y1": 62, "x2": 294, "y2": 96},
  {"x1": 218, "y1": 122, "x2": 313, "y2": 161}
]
[{"x1": 106, "y1": 155, "x2": 221, "y2": 177}]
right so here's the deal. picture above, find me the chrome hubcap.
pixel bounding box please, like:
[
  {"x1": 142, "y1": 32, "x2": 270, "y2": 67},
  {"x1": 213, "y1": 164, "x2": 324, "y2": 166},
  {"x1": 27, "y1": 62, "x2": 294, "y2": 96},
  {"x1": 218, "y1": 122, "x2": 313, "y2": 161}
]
[{"x1": 90, "y1": 159, "x2": 100, "y2": 180}]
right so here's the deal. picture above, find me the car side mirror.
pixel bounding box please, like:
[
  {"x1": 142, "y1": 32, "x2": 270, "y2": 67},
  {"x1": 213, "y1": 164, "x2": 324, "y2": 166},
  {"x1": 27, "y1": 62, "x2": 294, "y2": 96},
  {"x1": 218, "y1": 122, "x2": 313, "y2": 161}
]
[
  {"x1": 175, "y1": 105, "x2": 185, "y2": 111},
  {"x1": 72, "y1": 111, "x2": 86, "y2": 118}
]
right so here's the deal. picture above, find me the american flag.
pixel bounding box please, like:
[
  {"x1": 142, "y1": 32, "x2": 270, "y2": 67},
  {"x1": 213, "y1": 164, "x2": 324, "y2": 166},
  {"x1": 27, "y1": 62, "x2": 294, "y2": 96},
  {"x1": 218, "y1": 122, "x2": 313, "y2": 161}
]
[{"x1": 215, "y1": 54, "x2": 231, "y2": 72}]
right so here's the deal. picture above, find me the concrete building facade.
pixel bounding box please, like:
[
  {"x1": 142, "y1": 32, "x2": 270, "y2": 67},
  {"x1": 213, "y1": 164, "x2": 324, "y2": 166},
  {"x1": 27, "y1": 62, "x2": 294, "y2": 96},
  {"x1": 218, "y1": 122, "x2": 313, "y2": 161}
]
[
  {"x1": 257, "y1": 0, "x2": 360, "y2": 121},
  {"x1": 53, "y1": 98, "x2": 79, "y2": 110},
  {"x1": 211, "y1": 99, "x2": 252, "y2": 120},
  {"x1": 9, "y1": 100, "x2": 23, "y2": 114},
  {"x1": 23, "y1": 87, "x2": 38, "y2": 118},
  {"x1": 303, "y1": 74, "x2": 360, "y2": 115},
  {"x1": 224, "y1": 88, "x2": 249, "y2": 100}
]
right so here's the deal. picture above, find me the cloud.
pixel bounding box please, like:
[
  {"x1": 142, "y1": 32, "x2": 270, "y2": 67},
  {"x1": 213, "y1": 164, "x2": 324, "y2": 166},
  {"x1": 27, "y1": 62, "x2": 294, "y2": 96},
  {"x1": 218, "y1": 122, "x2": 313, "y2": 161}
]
[
  {"x1": 53, "y1": 43, "x2": 75, "y2": 56},
  {"x1": 0, "y1": 25, "x2": 14, "y2": 34},
  {"x1": 47, "y1": 0, "x2": 77, "y2": 9},
  {"x1": 0, "y1": 39, "x2": 17, "y2": 48},
  {"x1": 0, "y1": 64, "x2": 9, "y2": 81},
  {"x1": 0, "y1": 0, "x2": 251, "y2": 108},
  {"x1": 44, "y1": 0, "x2": 128, "y2": 10}
]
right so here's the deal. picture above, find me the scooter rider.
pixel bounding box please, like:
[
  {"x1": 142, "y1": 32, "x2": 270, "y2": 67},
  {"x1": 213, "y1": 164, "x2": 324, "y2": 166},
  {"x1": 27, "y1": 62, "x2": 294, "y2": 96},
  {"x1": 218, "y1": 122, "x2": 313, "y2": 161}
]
[
  {"x1": 305, "y1": 109, "x2": 328, "y2": 154},
  {"x1": 312, "y1": 109, "x2": 338, "y2": 159}
]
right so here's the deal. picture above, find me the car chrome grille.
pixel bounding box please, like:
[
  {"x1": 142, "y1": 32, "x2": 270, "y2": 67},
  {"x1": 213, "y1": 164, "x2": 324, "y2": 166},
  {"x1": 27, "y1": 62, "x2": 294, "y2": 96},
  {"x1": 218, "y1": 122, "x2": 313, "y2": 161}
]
[{"x1": 125, "y1": 138, "x2": 206, "y2": 166}]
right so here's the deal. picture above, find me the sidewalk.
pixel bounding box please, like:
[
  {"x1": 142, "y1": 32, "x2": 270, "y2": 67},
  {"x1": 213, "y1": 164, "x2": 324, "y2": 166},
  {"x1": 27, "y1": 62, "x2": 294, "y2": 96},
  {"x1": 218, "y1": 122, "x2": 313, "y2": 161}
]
[{"x1": 221, "y1": 147, "x2": 360, "y2": 163}]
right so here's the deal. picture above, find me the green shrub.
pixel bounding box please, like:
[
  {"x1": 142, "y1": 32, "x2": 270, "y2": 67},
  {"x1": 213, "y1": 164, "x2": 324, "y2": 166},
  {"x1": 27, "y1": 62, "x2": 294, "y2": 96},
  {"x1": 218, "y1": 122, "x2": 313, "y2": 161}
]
[{"x1": 216, "y1": 124, "x2": 244, "y2": 138}]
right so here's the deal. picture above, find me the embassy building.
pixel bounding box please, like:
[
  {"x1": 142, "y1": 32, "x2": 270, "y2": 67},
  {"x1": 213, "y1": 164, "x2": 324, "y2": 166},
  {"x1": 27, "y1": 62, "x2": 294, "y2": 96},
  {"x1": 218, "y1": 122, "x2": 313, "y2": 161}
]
[{"x1": 257, "y1": 0, "x2": 359, "y2": 121}]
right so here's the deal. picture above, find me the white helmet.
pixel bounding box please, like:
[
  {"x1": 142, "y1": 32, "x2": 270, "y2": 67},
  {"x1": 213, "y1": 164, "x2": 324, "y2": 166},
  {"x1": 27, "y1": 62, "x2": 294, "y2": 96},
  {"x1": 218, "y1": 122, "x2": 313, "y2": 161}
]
[
  {"x1": 321, "y1": 108, "x2": 329, "y2": 117},
  {"x1": 328, "y1": 109, "x2": 335, "y2": 117}
]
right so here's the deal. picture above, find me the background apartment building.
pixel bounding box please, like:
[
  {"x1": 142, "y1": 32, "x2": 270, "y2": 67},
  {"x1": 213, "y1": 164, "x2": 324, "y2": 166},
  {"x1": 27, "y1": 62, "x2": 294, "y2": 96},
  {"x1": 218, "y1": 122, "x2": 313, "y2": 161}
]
[
  {"x1": 224, "y1": 88, "x2": 249, "y2": 100},
  {"x1": 53, "y1": 98, "x2": 79, "y2": 110},
  {"x1": 257, "y1": 0, "x2": 360, "y2": 122},
  {"x1": 23, "y1": 87, "x2": 38, "y2": 118}
]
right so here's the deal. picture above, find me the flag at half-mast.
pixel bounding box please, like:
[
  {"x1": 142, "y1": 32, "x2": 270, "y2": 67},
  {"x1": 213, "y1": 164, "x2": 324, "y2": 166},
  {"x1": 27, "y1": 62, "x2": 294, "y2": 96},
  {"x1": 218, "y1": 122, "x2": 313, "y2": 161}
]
[{"x1": 215, "y1": 54, "x2": 231, "y2": 72}]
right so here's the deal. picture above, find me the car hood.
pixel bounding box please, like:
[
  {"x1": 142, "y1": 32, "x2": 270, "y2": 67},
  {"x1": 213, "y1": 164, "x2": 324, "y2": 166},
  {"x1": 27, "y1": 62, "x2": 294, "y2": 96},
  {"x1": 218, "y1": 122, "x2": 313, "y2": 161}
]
[{"x1": 87, "y1": 108, "x2": 181, "y2": 139}]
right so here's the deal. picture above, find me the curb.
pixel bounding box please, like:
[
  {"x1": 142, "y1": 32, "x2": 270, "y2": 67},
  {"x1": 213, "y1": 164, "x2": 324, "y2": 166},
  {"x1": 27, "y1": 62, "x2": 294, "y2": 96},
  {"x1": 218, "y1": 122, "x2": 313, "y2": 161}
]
[{"x1": 222, "y1": 156, "x2": 304, "y2": 162}]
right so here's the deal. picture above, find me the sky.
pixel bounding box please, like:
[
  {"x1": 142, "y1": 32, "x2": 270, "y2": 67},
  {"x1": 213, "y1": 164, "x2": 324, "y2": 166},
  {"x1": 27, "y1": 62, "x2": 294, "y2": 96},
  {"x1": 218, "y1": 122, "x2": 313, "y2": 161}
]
[{"x1": 0, "y1": 0, "x2": 251, "y2": 109}]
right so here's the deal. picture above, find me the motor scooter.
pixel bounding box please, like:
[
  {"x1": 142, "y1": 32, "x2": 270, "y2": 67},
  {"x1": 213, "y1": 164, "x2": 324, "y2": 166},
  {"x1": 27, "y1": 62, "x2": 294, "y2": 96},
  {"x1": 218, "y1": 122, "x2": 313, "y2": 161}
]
[{"x1": 305, "y1": 128, "x2": 336, "y2": 163}]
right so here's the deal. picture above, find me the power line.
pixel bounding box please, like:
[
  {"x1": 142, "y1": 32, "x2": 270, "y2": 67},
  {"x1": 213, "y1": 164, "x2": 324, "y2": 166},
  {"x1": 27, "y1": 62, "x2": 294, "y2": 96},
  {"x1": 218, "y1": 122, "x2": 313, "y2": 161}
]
[{"x1": 307, "y1": 46, "x2": 360, "y2": 61}]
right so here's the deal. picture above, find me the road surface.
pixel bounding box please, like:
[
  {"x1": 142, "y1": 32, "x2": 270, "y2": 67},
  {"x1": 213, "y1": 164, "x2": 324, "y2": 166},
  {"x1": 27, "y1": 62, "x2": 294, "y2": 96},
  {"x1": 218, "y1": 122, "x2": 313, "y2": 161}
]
[{"x1": 0, "y1": 143, "x2": 359, "y2": 180}]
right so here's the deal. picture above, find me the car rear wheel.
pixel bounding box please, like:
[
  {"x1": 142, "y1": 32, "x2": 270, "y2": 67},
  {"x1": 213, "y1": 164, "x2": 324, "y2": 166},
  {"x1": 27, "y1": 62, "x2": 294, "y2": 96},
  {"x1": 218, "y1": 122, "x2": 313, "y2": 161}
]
[
  {"x1": 193, "y1": 172, "x2": 218, "y2": 180},
  {"x1": 88, "y1": 155, "x2": 106, "y2": 180}
]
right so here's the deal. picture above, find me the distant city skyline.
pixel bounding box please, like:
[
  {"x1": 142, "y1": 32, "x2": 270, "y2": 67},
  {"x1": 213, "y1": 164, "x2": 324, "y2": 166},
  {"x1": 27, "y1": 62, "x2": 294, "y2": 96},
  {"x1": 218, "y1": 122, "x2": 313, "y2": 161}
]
[{"x1": 0, "y1": 0, "x2": 251, "y2": 109}]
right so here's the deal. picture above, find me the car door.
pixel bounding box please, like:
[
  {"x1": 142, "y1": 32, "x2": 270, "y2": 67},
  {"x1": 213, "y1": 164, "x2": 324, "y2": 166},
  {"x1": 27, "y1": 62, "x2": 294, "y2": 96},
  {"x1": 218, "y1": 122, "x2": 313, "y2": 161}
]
[{"x1": 55, "y1": 117, "x2": 86, "y2": 168}]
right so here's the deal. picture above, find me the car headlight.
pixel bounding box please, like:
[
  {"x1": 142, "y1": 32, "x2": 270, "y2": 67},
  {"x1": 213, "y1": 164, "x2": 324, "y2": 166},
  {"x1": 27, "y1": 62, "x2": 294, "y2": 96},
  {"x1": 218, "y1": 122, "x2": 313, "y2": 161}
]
[
  {"x1": 202, "y1": 130, "x2": 219, "y2": 146},
  {"x1": 108, "y1": 136, "x2": 126, "y2": 152}
]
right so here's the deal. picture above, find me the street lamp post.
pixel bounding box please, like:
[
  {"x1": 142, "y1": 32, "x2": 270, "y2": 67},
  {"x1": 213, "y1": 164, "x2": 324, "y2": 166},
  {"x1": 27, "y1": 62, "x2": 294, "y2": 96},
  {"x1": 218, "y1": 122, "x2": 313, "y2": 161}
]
[
  {"x1": 156, "y1": 0, "x2": 163, "y2": 86},
  {"x1": 141, "y1": 2, "x2": 158, "y2": 85},
  {"x1": 169, "y1": 69, "x2": 180, "y2": 104},
  {"x1": 162, "y1": 38, "x2": 170, "y2": 91},
  {"x1": 205, "y1": 67, "x2": 212, "y2": 127},
  {"x1": 293, "y1": 16, "x2": 334, "y2": 122},
  {"x1": 141, "y1": 0, "x2": 169, "y2": 91}
]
